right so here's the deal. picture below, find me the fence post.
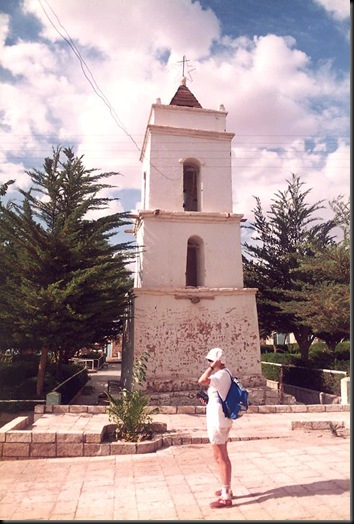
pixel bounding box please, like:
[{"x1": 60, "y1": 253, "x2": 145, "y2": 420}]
[
  {"x1": 46, "y1": 391, "x2": 62, "y2": 405},
  {"x1": 278, "y1": 365, "x2": 284, "y2": 404},
  {"x1": 341, "y1": 377, "x2": 350, "y2": 404}
]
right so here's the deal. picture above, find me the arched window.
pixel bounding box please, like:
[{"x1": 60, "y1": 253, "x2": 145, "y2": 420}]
[
  {"x1": 186, "y1": 236, "x2": 204, "y2": 287},
  {"x1": 183, "y1": 162, "x2": 199, "y2": 211}
]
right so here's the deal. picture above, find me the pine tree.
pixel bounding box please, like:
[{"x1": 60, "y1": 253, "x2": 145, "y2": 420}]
[
  {"x1": 242, "y1": 173, "x2": 336, "y2": 361},
  {"x1": 288, "y1": 196, "x2": 350, "y2": 350},
  {"x1": 0, "y1": 147, "x2": 134, "y2": 395}
]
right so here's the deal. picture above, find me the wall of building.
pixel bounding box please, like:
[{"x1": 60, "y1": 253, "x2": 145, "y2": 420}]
[
  {"x1": 148, "y1": 103, "x2": 228, "y2": 134},
  {"x1": 141, "y1": 127, "x2": 234, "y2": 213},
  {"x1": 134, "y1": 211, "x2": 244, "y2": 289},
  {"x1": 132, "y1": 287, "x2": 265, "y2": 392}
]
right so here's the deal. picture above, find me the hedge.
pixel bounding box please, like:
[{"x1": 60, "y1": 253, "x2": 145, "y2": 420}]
[
  {"x1": 261, "y1": 363, "x2": 346, "y2": 396},
  {"x1": 261, "y1": 341, "x2": 350, "y2": 396},
  {"x1": 0, "y1": 360, "x2": 88, "y2": 412}
]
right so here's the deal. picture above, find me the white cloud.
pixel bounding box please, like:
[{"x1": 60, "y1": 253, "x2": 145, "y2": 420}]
[
  {"x1": 24, "y1": 0, "x2": 220, "y2": 58},
  {"x1": 313, "y1": 0, "x2": 350, "y2": 21},
  {"x1": 0, "y1": 152, "x2": 31, "y2": 193},
  {"x1": 0, "y1": 0, "x2": 349, "y2": 244}
]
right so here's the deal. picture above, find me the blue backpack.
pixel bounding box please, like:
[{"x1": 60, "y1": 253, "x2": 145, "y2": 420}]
[{"x1": 217, "y1": 370, "x2": 249, "y2": 419}]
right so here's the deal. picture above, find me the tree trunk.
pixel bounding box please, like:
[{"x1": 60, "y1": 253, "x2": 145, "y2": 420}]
[
  {"x1": 56, "y1": 349, "x2": 63, "y2": 381},
  {"x1": 36, "y1": 345, "x2": 49, "y2": 397},
  {"x1": 293, "y1": 325, "x2": 315, "y2": 361}
]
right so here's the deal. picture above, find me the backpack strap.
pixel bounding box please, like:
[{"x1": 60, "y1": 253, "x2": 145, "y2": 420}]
[{"x1": 216, "y1": 368, "x2": 233, "y2": 404}]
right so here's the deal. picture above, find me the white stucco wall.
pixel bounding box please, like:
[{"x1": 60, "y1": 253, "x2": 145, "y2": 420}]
[
  {"x1": 134, "y1": 211, "x2": 244, "y2": 288},
  {"x1": 132, "y1": 287, "x2": 264, "y2": 390},
  {"x1": 148, "y1": 103, "x2": 228, "y2": 133},
  {"x1": 130, "y1": 88, "x2": 264, "y2": 396},
  {"x1": 141, "y1": 126, "x2": 234, "y2": 213}
]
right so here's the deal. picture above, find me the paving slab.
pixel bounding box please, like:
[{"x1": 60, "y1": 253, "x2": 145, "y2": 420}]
[
  {"x1": 0, "y1": 362, "x2": 350, "y2": 519},
  {"x1": 0, "y1": 428, "x2": 350, "y2": 521}
]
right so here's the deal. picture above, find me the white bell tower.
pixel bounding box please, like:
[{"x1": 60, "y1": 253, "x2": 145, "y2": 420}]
[{"x1": 130, "y1": 78, "x2": 265, "y2": 403}]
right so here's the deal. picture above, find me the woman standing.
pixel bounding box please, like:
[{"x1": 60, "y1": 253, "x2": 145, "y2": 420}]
[{"x1": 198, "y1": 347, "x2": 233, "y2": 508}]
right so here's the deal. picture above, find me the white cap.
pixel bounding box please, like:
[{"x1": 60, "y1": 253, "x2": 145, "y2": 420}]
[{"x1": 205, "y1": 347, "x2": 226, "y2": 364}]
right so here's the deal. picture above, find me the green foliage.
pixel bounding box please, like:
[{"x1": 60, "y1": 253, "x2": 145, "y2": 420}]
[
  {"x1": 329, "y1": 195, "x2": 350, "y2": 242},
  {"x1": 0, "y1": 361, "x2": 38, "y2": 388},
  {"x1": 75, "y1": 351, "x2": 106, "y2": 368},
  {"x1": 261, "y1": 341, "x2": 350, "y2": 395},
  {"x1": 261, "y1": 362, "x2": 281, "y2": 382},
  {"x1": 76, "y1": 351, "x2": 103, "y2": 360},
  {"x1": 243, "y1": 174, "x2": 341, "y2": 360},
  {"x1": 107, "y1": 352, "x2": 158, "y2": 442},
  {"x1": 289, "y1": 241, "x2": 350, "y2": 347},
  {"x1": 0, "y1": 360, "x2": 88, "y2": 411},
  {"x1": 261, "y1": 352, "x2": 301, "y2": 365},
  {"x1": 286, "y1": 366, "x2": 343, "y2": 396},
  {"x1": 0, "y1": 146, "x2": 134, "y2": 395}
]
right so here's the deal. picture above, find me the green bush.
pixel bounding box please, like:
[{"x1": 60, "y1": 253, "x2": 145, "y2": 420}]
[
  {"x1": 0, "y1": 361, "x2": 38, "y2": 388},
  {"x1": 77, "y1": 351, "x2": 103, "y2": 359},
  {"x1": 261, "y1": 362, "x2": 281, "y2": 382},
  {"x1": 12, "y1": 353, "x2": 40, "y2": 363},
  {"x1": 107, "y1": 352, "x2": 158, "y2": 442},
  {"x1": 261, "y1": 345, "x2": 273, "y2": 354},
  {"x1": 261, "y1": 340, "x2": 350, "y2": 396},
  {"x1": 0, "y1": 360, "x2": 88, "y2": 411},
  {"x1": 261, "y1": 352, "x2": 301, "y2": 365},
  {"x1": 74, "y1": 352, "x2": 106, "y2": 369},
  {"x1": 284, "y1": 366, "x2": 342, "y2": 395}
]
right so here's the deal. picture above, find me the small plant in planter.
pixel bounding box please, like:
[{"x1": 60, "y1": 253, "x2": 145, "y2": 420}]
[{"x1": 106, "y1": 351, "x2": 159, "y2": 442}]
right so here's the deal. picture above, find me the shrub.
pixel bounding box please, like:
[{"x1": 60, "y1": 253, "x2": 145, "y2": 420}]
[
  {"x1": 283, "y1": 366, "x2": 344, "y2": 396},
  {"x1": 261, "y1": 352, "x2": 301, "y2": 365},
  {"x1": 0, "y1": 361, "x2": 38, "y2": 388},
  {"x1": 261, "y1": 342, "x2": 349, "y2": 396},
  {"x1": 0, "y1": 361, "x2": 42, "y2": 412},
  {"x1": 0, "y1": 360, "x2": 88, "y2": 411},
  {"x1": 261, "y1": 362, "x2": 280, "y2": 382},
  {"x1": 107, "y1": 351, "x2": 158, "y2": 442},
  {"x1": 261, "y1": 345, "x2": 273, "y2": 354},
  {"x1": 12, "y1": 353, "x2": 40, "y2": 363}
]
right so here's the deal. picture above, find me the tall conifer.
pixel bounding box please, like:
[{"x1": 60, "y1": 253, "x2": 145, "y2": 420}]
[{"x1": 0, "y1": 147, "x2": 134, "y2": 395}]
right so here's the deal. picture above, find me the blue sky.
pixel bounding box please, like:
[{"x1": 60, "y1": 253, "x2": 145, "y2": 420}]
[{"x1": 0, "y1": 0, "x2": 350, "y2": 248}]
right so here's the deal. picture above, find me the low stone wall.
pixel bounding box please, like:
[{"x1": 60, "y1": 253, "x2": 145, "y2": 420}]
[
  {"x1": 284, "y1": 384, "x2": 341, "y2": 405},
  {"x1": 0, "y1": 409, "x2": 169, "y2": 460},
  {"x1": 148, "y1": 384, "x2": 297, "y2": 406},
  {"x1": 266, "y1": 380, "x2": 342, "y2": 405}
]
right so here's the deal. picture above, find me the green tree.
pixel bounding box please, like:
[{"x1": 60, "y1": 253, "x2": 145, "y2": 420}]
[
  {"x1": 288, "y1": 196, "x2": 350, "y2": 350},
  {"x1": 242, "y1": 173, "x2": 336, "y2": 361},
  {"x1": 0, "y1": 147, "x2": 134, "y2": 395},
  {"x1": 329, "y1": 194, "x2": 350, "y2": 242}
]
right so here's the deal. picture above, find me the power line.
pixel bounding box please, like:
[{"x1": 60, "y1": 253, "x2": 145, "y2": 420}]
[
  {"x1": 39, "y1": 0, "x2": 133, "y2": 140},
  {"x1": 38, "y1": 0, "x2": 180, "y2": 182},
  {"x1": 6, "y1": 1, "x2": 350, "y2": 180}
]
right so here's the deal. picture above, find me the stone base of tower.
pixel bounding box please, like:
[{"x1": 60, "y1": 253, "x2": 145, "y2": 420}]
[
  {"x1": 146, "y1": 385, "x2": 297, "y2": 407},
  {"x1": 130, "y1": 286, "x2": 266, "y2": 396}
]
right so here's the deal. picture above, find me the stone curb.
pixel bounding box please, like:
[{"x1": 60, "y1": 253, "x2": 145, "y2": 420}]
[
  {"x1": 32, "y1": 403, "x2": 350, "y2": 415},
  {"x1": 1, "y1": 404, "x2": 350, "y2": 460}
]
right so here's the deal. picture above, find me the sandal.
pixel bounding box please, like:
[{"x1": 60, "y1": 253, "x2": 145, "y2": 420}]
[{"x1": 210, "y1": 497, "x2": 232, "y2": 508}]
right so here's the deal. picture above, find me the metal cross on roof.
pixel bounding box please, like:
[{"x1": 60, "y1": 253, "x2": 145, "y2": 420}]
[
  {"x1": 178, "y1": 55, "x2": 190, "y2": 77},
  {"x1": 177, "y1": 55, "x2": 196, "y2": 81}
]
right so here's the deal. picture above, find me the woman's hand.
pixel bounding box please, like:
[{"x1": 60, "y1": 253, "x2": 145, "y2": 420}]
[{"x1": 211, "y1": 359, "x2": 221, "y2": 370}]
